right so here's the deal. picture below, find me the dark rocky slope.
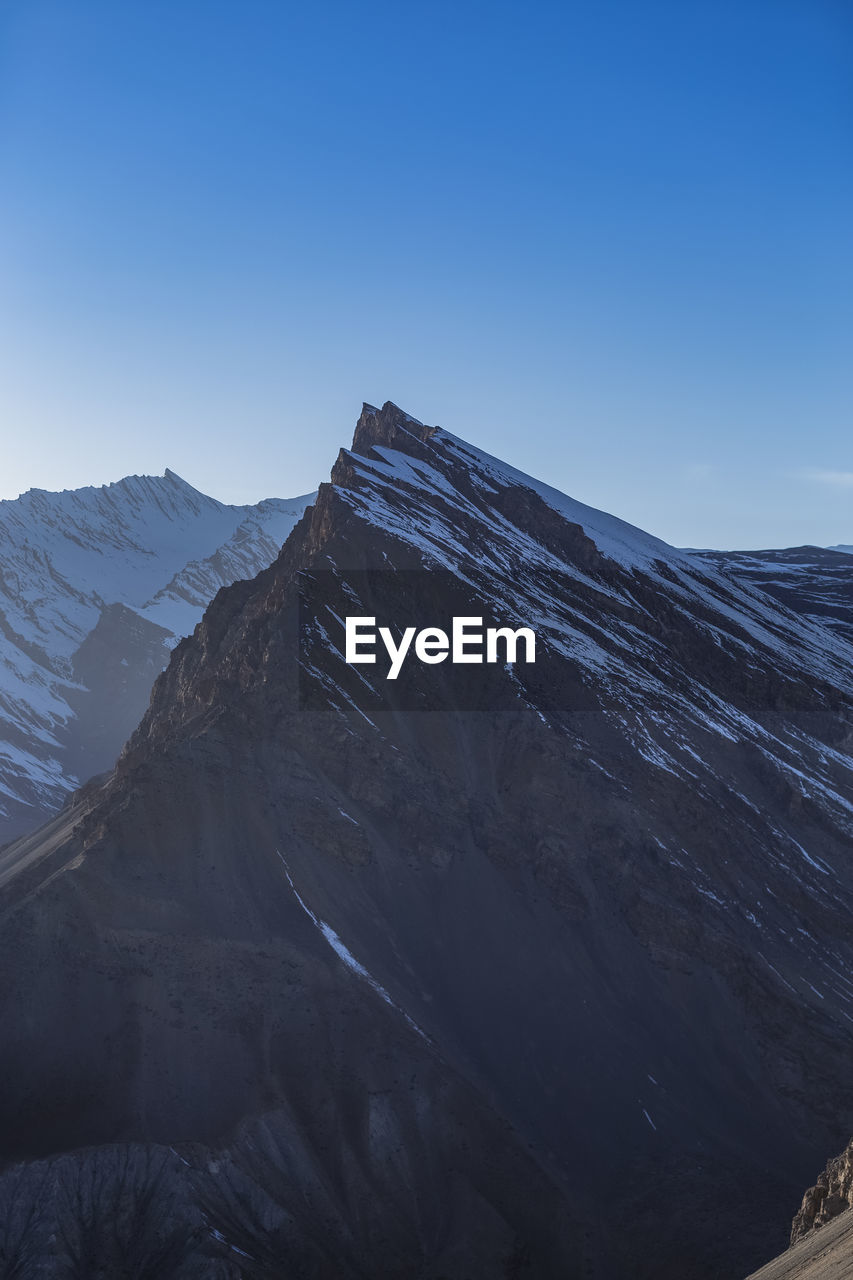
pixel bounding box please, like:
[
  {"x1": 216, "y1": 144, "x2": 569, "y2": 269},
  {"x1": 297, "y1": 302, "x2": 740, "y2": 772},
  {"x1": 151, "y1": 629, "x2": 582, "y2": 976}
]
[{"x1": 2, "y1": 403, "x2": 853, "y2": 1277}]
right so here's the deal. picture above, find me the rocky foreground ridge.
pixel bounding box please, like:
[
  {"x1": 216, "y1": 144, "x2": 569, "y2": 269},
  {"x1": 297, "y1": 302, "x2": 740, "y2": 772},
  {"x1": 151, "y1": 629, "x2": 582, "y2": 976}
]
[
  {"x1": 745, "y1": 1137, "x2": 853, "y2": 1278},
  {"x1": 791, "y1": 1137, "x2": 853, "y2": 1243},
  {"x1": 1, "y1": 404, "x2": 853, "y2": 1277}
]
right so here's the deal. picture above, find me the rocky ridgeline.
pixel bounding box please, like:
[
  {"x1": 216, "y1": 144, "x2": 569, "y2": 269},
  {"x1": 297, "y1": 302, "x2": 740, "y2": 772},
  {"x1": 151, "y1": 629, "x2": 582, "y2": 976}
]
[{"x1": 792, "y1": 1137, "x2": 853, "y2": 1243}]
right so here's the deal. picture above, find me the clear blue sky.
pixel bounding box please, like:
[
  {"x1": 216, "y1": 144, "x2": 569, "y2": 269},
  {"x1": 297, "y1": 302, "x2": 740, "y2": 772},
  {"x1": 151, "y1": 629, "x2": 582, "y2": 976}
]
[{"x1": 1, "y1": 0, "x2": 850, "y2": 547}]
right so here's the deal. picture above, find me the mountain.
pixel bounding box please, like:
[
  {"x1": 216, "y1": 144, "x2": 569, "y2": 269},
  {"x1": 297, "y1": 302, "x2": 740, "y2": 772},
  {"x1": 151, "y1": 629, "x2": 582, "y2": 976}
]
[
  {"x1": 1, "y1": 403, "x2": 853, "y2": 1277},
  {"x1": 0, "y1": 471, "x2": 314, "y2": 842},
  {"x1": 690, "y1": 546, "x2": 853, "y2": 644}
]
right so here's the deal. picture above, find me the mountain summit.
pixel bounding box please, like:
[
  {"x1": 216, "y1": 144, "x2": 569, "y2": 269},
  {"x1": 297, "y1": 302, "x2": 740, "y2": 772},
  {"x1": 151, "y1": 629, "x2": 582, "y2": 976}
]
[{"x1": 1, "y1": 403, "x2": 853, "y2": 1278}]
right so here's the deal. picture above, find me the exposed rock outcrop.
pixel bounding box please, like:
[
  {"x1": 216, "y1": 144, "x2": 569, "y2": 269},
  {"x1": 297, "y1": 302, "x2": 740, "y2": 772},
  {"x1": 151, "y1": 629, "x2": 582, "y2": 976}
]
[{"x1": 791, "y1": 1137, "x2": 853, "y2": 1243}]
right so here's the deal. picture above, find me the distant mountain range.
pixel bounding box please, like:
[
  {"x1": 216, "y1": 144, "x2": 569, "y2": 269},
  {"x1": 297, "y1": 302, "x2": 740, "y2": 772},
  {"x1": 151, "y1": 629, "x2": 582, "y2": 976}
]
[
  {"x1": 0, "y1": 472, "x2": 313, "y2": 841},
  {"x1": 691, "y1": 545, "x2": 853, "y2": 644},
  {"x1": 1, "y1": 403, "x2": 853, "y2": 1277}
]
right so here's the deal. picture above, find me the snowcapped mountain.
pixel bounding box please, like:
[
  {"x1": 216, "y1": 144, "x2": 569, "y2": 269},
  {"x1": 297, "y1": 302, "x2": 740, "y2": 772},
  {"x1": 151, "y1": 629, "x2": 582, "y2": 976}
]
[
  {"x1": 691, "y1": 545, "x2": 853, "y2": 644},
  {"x1": 1, "y1": 404, "x2": 853, "y2": 1277},
  {"x1": 0, "y1": 471, "x2": 313, "y2": 841}
]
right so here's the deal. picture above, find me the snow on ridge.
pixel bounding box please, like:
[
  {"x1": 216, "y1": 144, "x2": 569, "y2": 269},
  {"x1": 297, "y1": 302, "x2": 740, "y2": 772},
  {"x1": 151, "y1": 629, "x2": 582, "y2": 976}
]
[
  {"x1": 333, "y1": 424, "x2": 853, "y2": 695},
  {"x1": 344, "y1": 426, "x2": 679, "y2": 572},
  {"x1": 140, "y1": 491, "x2": 315, "y2": 632},
  {"x1": 438, "y1": 430, "x2": 683, "y2": 572},
  {"x1": 0, "y1": 473, "x2": 314, "y2": 836},
  {"x1": 0, "y1": 474, "x2": 315, "y2": 664}
]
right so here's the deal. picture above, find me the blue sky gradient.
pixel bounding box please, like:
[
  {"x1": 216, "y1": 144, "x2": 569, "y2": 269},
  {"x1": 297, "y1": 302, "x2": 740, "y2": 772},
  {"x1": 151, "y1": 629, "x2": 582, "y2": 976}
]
[{"x1": 1, "y1": 0, "x2": 850, "y2": 547}]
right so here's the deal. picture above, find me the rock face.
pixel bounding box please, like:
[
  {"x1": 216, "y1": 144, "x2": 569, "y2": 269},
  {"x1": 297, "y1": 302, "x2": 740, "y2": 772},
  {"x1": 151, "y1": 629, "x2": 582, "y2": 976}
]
[
  {"x1": 744, "y1": 1138, "x2": 853, "y2": 1278},
  {"x1": 0, "y1": 472, "x2": 313, "y2": 841},
  {"x1": 2, "y1": 403, "x2": 853, "y2": 1277},
  {"x1": 692, "y1": 546, "x2": 853, "y2": 644},
  {"x1": 792, "y1": 1138, "x2": 853, "y2": 1243}
]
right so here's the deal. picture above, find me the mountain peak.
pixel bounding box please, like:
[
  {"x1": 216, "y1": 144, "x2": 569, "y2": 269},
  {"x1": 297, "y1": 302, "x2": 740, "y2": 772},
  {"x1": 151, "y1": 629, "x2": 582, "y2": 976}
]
[{"x1": 350, "y1": 400, "x2": 433, "y2": 458}]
